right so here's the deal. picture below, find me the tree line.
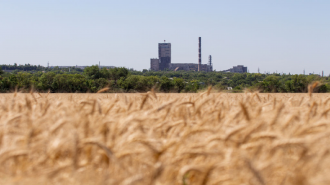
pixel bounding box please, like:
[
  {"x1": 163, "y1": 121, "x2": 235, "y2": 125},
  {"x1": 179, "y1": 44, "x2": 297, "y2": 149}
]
[{"x1": 0, "y1": 65, "x2": 329, "y2": 93}]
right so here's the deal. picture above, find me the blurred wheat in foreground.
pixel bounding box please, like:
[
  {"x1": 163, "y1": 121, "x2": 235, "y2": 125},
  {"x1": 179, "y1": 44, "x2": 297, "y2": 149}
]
[{"x1": 1, "y1": 92, "x2": 330, "y2": 185}]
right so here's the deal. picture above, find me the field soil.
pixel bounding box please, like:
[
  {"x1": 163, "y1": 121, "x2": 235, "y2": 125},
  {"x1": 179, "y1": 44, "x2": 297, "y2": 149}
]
[{"x1": 0, "y1": 92, "x2": 330, "y2": 184}]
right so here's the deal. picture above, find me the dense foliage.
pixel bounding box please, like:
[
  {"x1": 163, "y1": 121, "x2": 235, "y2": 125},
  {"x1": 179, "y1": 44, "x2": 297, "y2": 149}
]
[
  {"x1": 0, "y1": 63, "x2": 83, "y2": 73},
  {"x1": 0, "y1": 64, "x2": 329, "y2": 93}
]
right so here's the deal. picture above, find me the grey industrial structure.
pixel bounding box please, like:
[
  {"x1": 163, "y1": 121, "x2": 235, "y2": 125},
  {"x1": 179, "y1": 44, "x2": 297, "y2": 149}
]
[
  {"x1": 158, "y1": 43, "x2": 171, "y2": 70},
  {"x1": 49, "y1": 65, "x2": 115, "y2": 70},
  {"x1": 150, "y1": 59, "x2": 160, "y2": 71},
  {"x1": 222, "y1": 65, "x2": 248, "y2": 73},
  {"x1": 150, "y1": 37, "x2": 213, "y2": 72}
]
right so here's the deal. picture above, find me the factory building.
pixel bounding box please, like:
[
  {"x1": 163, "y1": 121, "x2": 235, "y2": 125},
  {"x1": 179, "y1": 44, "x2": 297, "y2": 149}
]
[
  {"x1": 149, "y1": 38, "x2": 248, "y2": 73},
  {"x1": 222, "y1": 65, "x2": 248, "y2": 73},
  {"x1": 158, "y1": 43, "x2": 171, "y2": 70},
  {"x1": 169, "y1": 63, "x2": 209, "y2": 71},
  {"x1": 150, "y1": 37, "x2": 213, "y2": 72},
  {"x1": 150, "y1": 59, "x2": 159, "y2": 71}
]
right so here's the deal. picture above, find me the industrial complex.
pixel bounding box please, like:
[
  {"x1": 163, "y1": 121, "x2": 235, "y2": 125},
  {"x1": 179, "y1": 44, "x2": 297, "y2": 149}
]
[
  {"x1": 150, "y1": 37, "x2": 247, "y2": 73},
  {"x1": 150, "y1": 37, "x2": 213, "y2": 72}
]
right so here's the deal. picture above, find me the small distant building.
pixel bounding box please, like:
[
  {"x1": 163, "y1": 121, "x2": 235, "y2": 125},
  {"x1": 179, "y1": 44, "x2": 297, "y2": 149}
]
[
  {"x1": 150, "y1": 59, "x2": 159, "y2": 71},
  {"x1": 169, "y1": 63, "x2": 210, "y2": 72},
  {"x1": 222, "y1": 65, "x2": 248, "y2": 73},
  {"x1": 50, "y1": 65, "x2": 115, "y2": 70}
]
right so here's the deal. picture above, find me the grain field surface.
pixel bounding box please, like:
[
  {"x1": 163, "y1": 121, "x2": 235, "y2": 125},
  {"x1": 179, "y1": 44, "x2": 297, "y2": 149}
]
[{"x1": 1, "y1": 92, "x2": 330, "y2": 185}]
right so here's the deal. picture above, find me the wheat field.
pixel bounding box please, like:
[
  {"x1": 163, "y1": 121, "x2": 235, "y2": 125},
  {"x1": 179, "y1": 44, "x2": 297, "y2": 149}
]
[{"x1": 1, "y1": 90, "x2": 330, "y2": 185}]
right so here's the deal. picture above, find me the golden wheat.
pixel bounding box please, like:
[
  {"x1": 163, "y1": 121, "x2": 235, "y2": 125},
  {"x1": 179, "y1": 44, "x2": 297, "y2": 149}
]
[{"x1": 0, "y1": 92, "x2": 330, "y2": 184}]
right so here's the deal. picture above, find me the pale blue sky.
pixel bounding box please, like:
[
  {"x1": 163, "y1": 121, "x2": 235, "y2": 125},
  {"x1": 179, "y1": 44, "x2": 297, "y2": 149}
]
[{"x1": 1, "y1": 1, "x2": 329, "y2": 74}]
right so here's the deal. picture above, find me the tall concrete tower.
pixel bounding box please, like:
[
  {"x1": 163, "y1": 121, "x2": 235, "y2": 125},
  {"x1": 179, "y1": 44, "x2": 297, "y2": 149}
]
[
  {"x1": 198, "y1": 37, "x2": 201, "y2": 71},
  {"x1": 158, "y1": 43, "x2": 171, "y2": 70}
]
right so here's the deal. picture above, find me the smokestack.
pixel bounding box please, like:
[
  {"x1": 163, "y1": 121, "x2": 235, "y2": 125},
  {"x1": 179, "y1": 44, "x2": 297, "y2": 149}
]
[
  {"x1": 208, "y1": 55, "x2": 213, "y2": 72},
  {"x1": 198, "y1": 37, "x2": 201, "y2": 71}
]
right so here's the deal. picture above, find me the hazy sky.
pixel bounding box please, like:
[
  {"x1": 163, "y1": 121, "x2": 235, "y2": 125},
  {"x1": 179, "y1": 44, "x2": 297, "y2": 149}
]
[{"x1": 1, "y1": 1, "x2": 329, "y2": 74}]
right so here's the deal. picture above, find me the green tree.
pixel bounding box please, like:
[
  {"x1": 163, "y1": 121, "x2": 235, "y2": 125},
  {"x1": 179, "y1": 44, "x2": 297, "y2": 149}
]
[
  {"x1": 16, "y1": 72, "x2": 33, "y2": 90},
  {"x1": 100, "y1": 68, "x2": 110, "y2": 79},
  {"x1": 190, "y1": 80, "x2": 200, "y2": 92},
  {"x1": 145, "y1": 76, "x2": 159, "y2": 89},
  {"x1": 50, "y1": 74, "x2": 88, "y2": 92},
  {"x1": 259, "y1": 76, "x2": 281, "y2": 92},
  {"x1": 87, "y1": 78, "x2": 109, "y2": 92},
  {"x1": 0, "y1": 67, "x2": 3, "y2": 75},
  {"x1": 117, "y1": 75, "x2": 137, "y2": 92},
  {"x1": 38, "y1": 72, "x2": 56, "y2": 91},
  {"x1": 0, "y1": 77, "x2": 11, "y2": 92},
  {"x1": 317, "y1": 84, "x2": 329, "y2": 93},
  {"x1": 173, "y1": 77, "x2": 185, "y2": 93},
  {"x1": 9, "y1": 74, "x2": 18, "y2": 88},
  {"x1": 84, "y1": 66, "x2": 101, "y2": 79},
  {"x1": 159, "y1": 76, "x2": 174, "y2": 92},
  {"x1": 51, "y1": 74, "x2": 68, "y2": 92},
  {"x1": 109, "y1": 67, "x2": 129, "y2": 83},
  {"x1": 284, "y1": 75, "x2": 308, "y2": 92}
]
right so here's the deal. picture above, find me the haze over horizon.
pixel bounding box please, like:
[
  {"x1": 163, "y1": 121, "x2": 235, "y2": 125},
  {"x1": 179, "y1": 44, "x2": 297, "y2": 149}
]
[{"x1": 1, "y1": 0, "x2": 329, "y2": 74}]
